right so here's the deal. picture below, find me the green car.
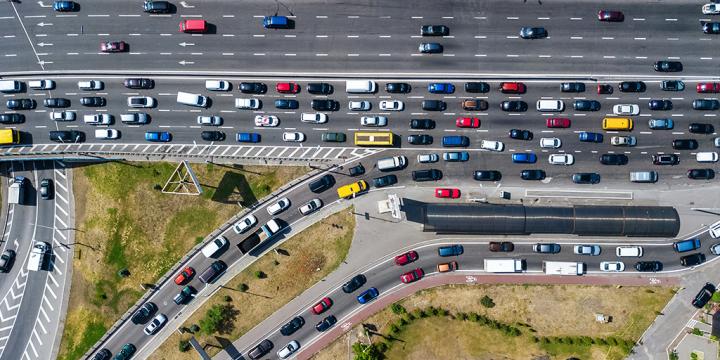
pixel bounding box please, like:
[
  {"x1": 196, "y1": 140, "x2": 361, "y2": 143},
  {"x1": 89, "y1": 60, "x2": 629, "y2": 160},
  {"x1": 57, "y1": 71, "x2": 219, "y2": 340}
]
[
  {"x1": 321, "y1": 132, "x2": 346, "y2": 143},
  {"x1": 114, "y1": 343, "x2": 136, "y2": 360}
]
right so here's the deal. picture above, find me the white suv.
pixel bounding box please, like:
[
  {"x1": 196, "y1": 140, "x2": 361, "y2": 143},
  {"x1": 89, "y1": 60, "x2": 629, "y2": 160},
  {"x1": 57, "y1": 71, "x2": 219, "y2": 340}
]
[
  {"x1": 127, "y1": 96, "x2": 156, "y2": 108},
  {"x1": 349, "y1": 101, "x2": 371, "y2": 111},
  {"x1": 267, "y1": 198, "x2": 291, "y2": 215},
  {"x1": 299, "y1": 199, "x2": 323, "y2": 216},
  {"x1": 548, "y1": 153, "x2": 574, "y2": 165},
  {"x1": 540, "y1": 138, "x2": 561, "y2": 148},
  {"x1": 480, "y1": 140, "x2": 504, "y2": 152}
]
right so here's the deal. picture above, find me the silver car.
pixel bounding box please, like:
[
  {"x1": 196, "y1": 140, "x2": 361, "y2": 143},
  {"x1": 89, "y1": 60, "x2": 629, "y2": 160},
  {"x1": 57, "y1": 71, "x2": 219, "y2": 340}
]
[
  {"x1": 299, "y1": 199, "x2": 323, "y2": 216},
  {"x1": 417, "y1": 153, "x2": 439, "y2": 163},
  {"x1": 349, "y1": 101, "x2": 371, "y2": 111},
  {"x1": 574, "y1": 245, "x2": 601, "y2": 256},
  {"x1": 143, "y1": 314, "x2": 167, "y2": 335},
  {"x1": 361, "y1": 116, "x2": 388, "y2": 127},
  {"x1": 50, "y1": 111, "x2": 75, "y2": 121}
]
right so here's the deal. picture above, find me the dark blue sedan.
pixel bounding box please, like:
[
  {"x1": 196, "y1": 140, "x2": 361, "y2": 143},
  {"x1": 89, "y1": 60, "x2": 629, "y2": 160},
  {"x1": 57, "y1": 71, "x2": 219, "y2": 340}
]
[
  {"x1": 53, "y1": 1, "x2": 76, "y2": 11},
  {"x1": 357, "y1": 287, "x2": 379, "y2": 304},
  {"x1": 427, "y1": 83, "x2": 455, "y2": 94}
]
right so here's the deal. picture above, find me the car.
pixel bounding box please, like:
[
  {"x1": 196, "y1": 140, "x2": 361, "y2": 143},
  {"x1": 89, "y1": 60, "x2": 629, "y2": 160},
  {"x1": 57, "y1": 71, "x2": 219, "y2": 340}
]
[
  {"x1": 693, "y1": 99, "x2": 720, "y2": 110},
  {"x1": 232, "y1": 215, "x2": 257, "y2": 235},
  {"x1": 578, "y1": 132, "x2": 603, "y2": 143},
  {"x1": 512, "y1": 153, "x2": 537, "y2": 163},
  {"x1": 635, "y1": 261, "x2": 662, "y2": 272},
  {"x1": 348, "y1": 101, "x2": 371, "y2": 111},
  {"x1": 274, "y1": 99, "x2": 299, "y2": 109},
  {"x1": 50, "y1": 111, "x2": 74, "y2": 121},
  {"x1": 619, "y1": 81, "x2": 646, "y2": 92},
  {"x1": 560, "y1": 82, "x2": 585, "y2": 92},
  {"x1": 205, "y1": 80, "x2": 230, "y2": 91},
  {"x1": 100, "y1": 41, "x2": 127, "y2": 53},
  {"x1": 400, "y1": 268, "x2": 424, "y2": 284},
  {"x1": 456, "y1": 117, "x2": 480, "y2": 128},
  {"x1": 613, "y1": 104, "x2": 640, "y2": 115},
  {"x1": 311, "y1": 297, "x2": 332, "y2": 314},
  {"x1": 418, "y1": 43, "x2": 443, "y2": 53},
  {"x1": 173, "y1": 266, "x2": 195, "y2": 285},
  {"x1": 521, "y1": 169, "x2": 546, "y2": 180},
  {"x1": 546, "y1": 118, "x2": 570, "y2": 128},
  {"x1": 509, "y1": 129, "x2": 533, "y2": 140},
  {"x1": 473, "y1": 170, "x2": 501, "y2": 181},
  {"x1": 201, "y1": 131, "x2": 225, "y2": 141},
  {"x1": 662, "y1": 80, "x2": 685, "y2": 91},
  {"x1": 373, "y1": 175, "x2": 397, "y2": 188},
  {"x1": 124, "y1": 78, "x2": 154, "y2": 89},
  {"x1": 349, "y1": 164, "x2": 365, "y2": 176},
  {"x1": 306, "y1": 82, "x2": 332, "y2": 94},
  {"x1": 276, "y1": 82, "x2": 300, "y2": 94},
  {"x1": 703, "y1": 22, "x2": 720, "y2": 34},
  {"x1": 267, "y1": 198, "x2": 290, "y2": 215},
  {"x1": 705, "y1": 2, "x2": 720, "y2": 14},
  {"x1": 277, "y1": 340, "x2": 300, "y2": 359},
  {"x1": 648, "y1": 99, "x2": 672, "y2": 111},
  {"x1": 480, "y1": 140, "x2": 504, "y2": 152},
  {"x1": 342, "y1": 274, "x2": 367, "y2": 293},
  {"x1": 263, "y1": 15, "x2": 291, "y2": 29},
  {"x1": 574, "y1": 245, "x2": 601, "y2": 256},
  {"x1": 421, "y1": 25, "x2": 449, "y2": 36},
  {"x1": 435, "y1": 188, "x2": 460, "y2": 199},
  {"x1": 143, "y1": 0, "x2": 171, "y2": 13},
  {"x1": 489, "y1": 242, "x2": 514, "y2": 252},
  {"x1": 549, "y1": 154, "x2": 574, "y2": 165},
  {"x1": 254, "y1": 115, "x2": 279, "y2": 127},
  {"x1": 540, "y1": 137, "x2": 561, "y2": 148},
  {"x1": 533, "y1": 243, "x2": 560, "y2": 253},
  {"x1": 573, "y1": 100, "x2": 600, "y2": 111},
  {"x1": 688, "y1": 169, "x2": 715, "y2": 180},
  {"x1": 438, "y1": 245, "x2": 463, "y2": 257},
  {"x1": 600, "y1": 262, "x2": 625, "y2": 272},
  {"x1": 311, "y1": 99, "x2": 338, "y2": 111},
  {"x1": 173, "y1": 285, "x2": 195, "y2": 304},
  {"x1": 379, "y1": 100, "x2": 404, "y2": 111},
  {"x1": 360, "y1": 116, "x2": 387, "y2": 127},
  {"x1": 385, "y1": 83, "x2": 411, "y2": 93},
  {"x1": 437, "y1": 261, "x2": 458, "y2": 272},
  {"x1": 572, "y1": 173, "x2": 601, "y2": 184},
  {"x1": 672, "y1": 139, "x2": 698, "y2": 150},
  {"x1": 412, "y1": 169, "x2": 442, "y2": 182},
  {"x1": 442, "y1": 151, "x2": 469, "y2": 162},
  {"x1": 597, "y1": 84, "x2": 614, "y2": 94},
  {"x1": 697, "y1": 82, "x2": 720, "y2": 93},
  {"x1": 321, "y1": 132, "x2": 346, "y2": 142},
  {"x1": 652, "y1": 154, "x2": 679, "y2": 165},
  {"x1": 143, "y1": 314, "x2": 167, "y2": 335},
  {"x1": 37, "y1": 178, "x2": 53, "y2": 200},
  {"x1": 519, "y1": 27, "x2": 547, "y2": 39},
  {"x1": 94, "y1": 129, "x2": 119, "y2": 140},
  {"x1": 145, "y1": 131, "x2": 171, "y2": 142},
  {"x1": 680, "y1": 253, "x2": 706, "y2": 267},
  {"x1": 461, "y1": 99, "x2": 488, "y2": 111},
  {"x1": 131, "y1": 302, "x2": 157, "y2": 324},
  {"x1": 428, "y1": 83, "x2": 455, "y2": 94},
  {"x1": 395, "y1": 251, "x2": 418, "y2": 266},
  {"x1": 299, "y1": 199, "x2": 322, "y2": 216},
  {"x1": 6, "y1": 99, "x2": 35, "y2": 110},
  {"x1": 422, "y1": 100, "x2": 446, "y2": 111},
  {"x1": 600, "y1": 153, "x2": 629, "y2": 165},
  {"x1": 239, "y1": 82, "x2": 267, "y2": 94},
  {"x1": 302, "y1": 113, "x2": 328, "y2": 124},
  {"x1": 500, "y1": 82, "x2": 526, "y2": 94},
  {"x1": 310, "y1": 175, "x2": 336, "y2": 195},
  {"x1": 501, "y1": 101, "x2": 527, "y2": 112},
  {"x1": 83, "y1": 114, "x2": 112, "y2": 125},
  {"x1": 357, "y1": 287, "x2": 380, "y2": 304},
  {"x1": 114, "y1": 344, "x2": 136, "y2": 360},
  {"x1": 0, "y1": 113, "x2": 24, "y2": 124},
  {"x1": 80, "y1": 97, "x2": 105, "y2": 107},
  {"x1": 315, "y1": 315, "x2": 337, "y2": 332},
  {"x1": 654, "y1": 60, "x2": 683, "y2": 72},
  {"x1": 53, "y1": 0, "x2": 76, "y2": 11},
  {"x1": 197, "y1": 116, "x2": 222, "y2": 126},
  {"x1": 0, "y1": 250, "x2": 15, "y2": 273},
  {"x1": 418, "y1": 153, "x2": 439, "y2": 163},
  {"x1": 648, "y1": 118, "x2": 674, "y2": 130},
  {"x1": 43, "y1": 98, "x2": 70, "y2": 108},
  {"x1": 611, "y1": 136, "x2": 637, "y2": 146},
  {"x1": 689, "y1": 123, "x2": 714, "y2": 134},
  {"x1": 410, "y1": 119, "x2": 435, "y2": 129},
  {"x1": 280, "y1": 316, "x2": 305, "y2": 336},
  {"x1": 692, "y1": 283, "x2": 716, "y2": 308},
  {"x1": 407, "y1": 134, "x2": 433, "y2": 145},
  {"x1": 248, "y1": 340, "x2": 274, "y2": 360},
  {"x1": 598, "y1": 10, "x2": 624, "y2": 22},
  {"x1": 465, "y1": 82, "x2": 490, "y2": 93},
  {"x1": 49, "y1": 130, "x2": 84, "y2": 143}
]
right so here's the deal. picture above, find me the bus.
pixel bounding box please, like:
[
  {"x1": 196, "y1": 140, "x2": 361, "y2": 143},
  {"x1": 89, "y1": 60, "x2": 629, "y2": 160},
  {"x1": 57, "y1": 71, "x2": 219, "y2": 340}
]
[
  {"x1": 0, "y1": 129, "x2": 20, "y2": 145},
  {"x1": 354, "y1": 131, "x2": 394, "y2": 147}
]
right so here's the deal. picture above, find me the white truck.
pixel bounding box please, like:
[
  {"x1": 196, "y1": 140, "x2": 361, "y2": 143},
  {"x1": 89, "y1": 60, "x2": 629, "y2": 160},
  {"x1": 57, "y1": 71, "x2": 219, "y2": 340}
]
[
  {"x1": 177, "y1": 91, "x2": 208, "y2": 108},
  {"x1": 8, "y1": 176, "x2": 26, "y2": 205},
  {"x1": 484, "y1": 259, "x2": 525, "y2": 273},
  {"x1": 237, "y1": 219, "x2": 284, "y2": 255},
  {"x1": 542, "y1": 261, "x2": 585, "y2": 276},
  {"x1": 27, "y1": 242, "x2": 50, "y2": 271}
]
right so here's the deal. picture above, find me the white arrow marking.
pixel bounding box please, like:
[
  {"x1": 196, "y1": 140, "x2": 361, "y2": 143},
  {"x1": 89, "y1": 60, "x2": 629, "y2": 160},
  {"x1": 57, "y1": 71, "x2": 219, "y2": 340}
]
[
  {"x1": 178, "y1": 60, "x2": 195, "y2": 65},
  {"x1": 178, "y1": 42, "x2": 195, "y2": 47},
  {"x1": 37, "y1": 1, "x2": 52, "y2": 8},
  {"x1": 37, "y1": 22, "x2": 53, "y2": 27},
  {"x1": 37, "y1": 42, "x2": 53, "y2": 47},
  {"x1": 179, "y1": 1, "x2": 194, "y2": 8}
]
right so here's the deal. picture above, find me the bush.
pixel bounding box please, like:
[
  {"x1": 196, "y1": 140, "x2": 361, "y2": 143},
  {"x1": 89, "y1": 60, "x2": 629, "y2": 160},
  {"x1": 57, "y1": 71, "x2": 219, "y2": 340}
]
[
  {"x1": 179, "y1": 339, "x2": 191, "y2": 352},
  {"x1": 533, "y1": 336, "x2": 540, "y2": 343},
  {"x1": 457, "y1": 312, "x2": 468, "y2": 321},
  {"x1": 398, "y1": 318, "x2": 408, "y2": 326},
  {"x1": 238, "y1": 283, "x2": 249, "y2": 292},
  {"x1": 480, "y1": 295, "x2": 496, "y2": 308},
  {"x1": 153, "y1": 184, "x2": 162, "y2": 191},
  {"x1": 692, "y1": 328, "x2": 703, "y2": 336},
  {"x1": 254, "y1": 270, "x2": 266, "y2": 279},
  {"x1": 199, "y1": 304, "x2": 238, "y2": 335},
  {"x1": 669, "y1": 350, "x2": 679, "y2": 360},
  {"x1": 223, "y1": 295, "x2": 232, "y2": 302},
  {"x1": 391, "y1": 303, "x2": 406, "y2": 315},
  {"x1": 190, "y1": 324, "x2": 200, "y2": 333},
  {"x1": 273, "y1": 260, "x2": 280, "y2": 266},
  {"x1": 468, "y1": 312, "x2": 479, "y2": 322},
  {"x1": 439, "y1": 308, "x2": 449, "y2": 316},
  {"x1": 389, "y1": 324, "x2": 400, "y2": 334}
]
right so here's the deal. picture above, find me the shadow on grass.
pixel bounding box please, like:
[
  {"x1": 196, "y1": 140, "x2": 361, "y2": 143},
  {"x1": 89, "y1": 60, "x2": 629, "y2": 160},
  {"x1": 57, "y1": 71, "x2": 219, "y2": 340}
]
[{"x1": 205, "y1": 170, "x2": 258, "y2": 206}]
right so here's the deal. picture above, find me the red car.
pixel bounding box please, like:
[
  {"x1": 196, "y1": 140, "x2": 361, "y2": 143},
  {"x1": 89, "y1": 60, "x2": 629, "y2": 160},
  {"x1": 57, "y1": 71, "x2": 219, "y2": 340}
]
[
  {"x1": 697, "y1": 83, "x2": 720, "y2": 93},
  {"x1": 597, "y1": 10, "x2": 624, "y2": 22},
  {"x1": 312, "y1": 297, "x2": 333, "y2": 314},
  {"x1": 455, "y1": 117, "x2": 480, "y2": 128},
  {"x1": 394, "y1": 251, "x2": 418, "y2": 266},
  {"x1": 174, "y1": 267, "x2": 195, "y2": 285},
  {"x1": 400, "y1": 268, "x2": 424, "y2": 284},
  {"x1": 597, "y1": 84, "x2": 613, "y2": 94},
  {"x1": 435, "y1": 188, "x2": 460, "y2": 199},
  {"x1": 276, "y1": 82, "x2": 300, "y2": 94},
  {"x1": 500, "y1": 82, "x2": 526, "y2": 94},
  {"x1": 100, "y1": 41, "x2": 127, "y2": 53},
  {"x1": 546, "y1": 117, "x2": 571, "y2": 128}
]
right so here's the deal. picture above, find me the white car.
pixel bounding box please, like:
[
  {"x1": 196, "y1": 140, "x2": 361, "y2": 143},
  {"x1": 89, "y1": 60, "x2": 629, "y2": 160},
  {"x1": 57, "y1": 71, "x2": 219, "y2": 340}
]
[
  {"x1": 127, "y1": 96, "x2": 156, "y2": 108},
  {"x1": 573, "y1": 244, "x2": 600, "y2": 255},
  {"x1": 143, "y1": 314, "x2": 167, "y2": 335},
  {"x1": 301, "y1": 113, "x2": 328, "y2": 124},
  {"x1": 282, "y1": 132, "x2": 305, "y2": 142},
  {"x1": 197, "y1": 115, "x2": 222, "y2": 126},
  {"x1": 77, "y1": 80, "x2": 103, "y2": 91},
  {"x1": 540, "y1": 137, "x2": 561, "y2": 148},
  {"x1": 235, "y1": 98, "x2": 261, "y2": 110},
  {"x1": 710, "y1": 221, "x2": 720, "y2": 238},
  {"x1": 715, "y1": 137, "x2": 720, "y2": 148},
  {"x1": 299, "y1": 199, "x2": 323, "y2": 216},
  {"x1": 28, "y1": 80, "x2": 55, "y2": 90},
  {"x1": 417, "y1": 153, "x2": 439, "y2": 163},
  {"x1": 233, "y1": 214, "x2": 257, "y2": 234},
  {"x1": 548, "y1": 153, "x2": 574, "y2": 165},
  {"x1": 254, "y1": 115, "x2": 279, "y2": 127},
  {"x1": 379, "y1": 100, "x2": 404, "y2": 111},
  {"x1": 267, "y1": 198, "x2": 291, "y2": 215},
  {"x1": 50, "y1": 111, "x2": 75, "y2": 121},
  {"x1": 94, "y1": 129, "x2": 119, "y2": 139},
  {"x1": 360, "y1": 116, "x2": 388, "y2": 127},
  {"x1": 349, "y1": 101, "x2": 371, "y2": 111},
  {"x1": 83, "y1": 114, "x2": 112, "y2": 125},
  {"x1": 277, "y1": 340, "x2": 300, "y2": 359},
  {"x1": 205, "y1": 80, "x2": 230, "y2": 91},
  {"x1": 711, "y1": 243, "x2": 720, "y2": 256},
  {"x1": 611, "y1": 136, "x2": 636, "y2": 146},
  {"x1": 613, "y1": 104, "x2": 640, "y2": 116},
  {"x1": 480, "y1": 140, "x2": 504, "y2": 152},
  {"x1": 703, "y1": 3, "x2": 720, "y2": 14},
  {"x1": 599, "y1": 261, "x2": 625, "y2": 272}
]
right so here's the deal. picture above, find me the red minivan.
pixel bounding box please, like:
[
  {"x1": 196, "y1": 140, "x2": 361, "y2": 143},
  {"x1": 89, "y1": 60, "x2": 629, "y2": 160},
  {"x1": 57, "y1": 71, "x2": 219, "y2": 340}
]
[{"x1": 179, "y1": 19, "x2": 208, "y2": 33}]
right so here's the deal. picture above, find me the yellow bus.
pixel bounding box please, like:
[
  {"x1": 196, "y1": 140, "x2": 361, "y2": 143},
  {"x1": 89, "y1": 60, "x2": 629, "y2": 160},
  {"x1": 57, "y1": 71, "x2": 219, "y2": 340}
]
[
  {"x1": 602, "y1": 117, "x2": 633, "y2": 131},
  {"x1": 0, "y1": 129, "x2": 20, "y2": 145},
  {"x1": 337, "y1": 180, "x2": 368, "y2": 199},
  {"x1": 354, "y1": 131, "x2": 394, "y2": 147}
]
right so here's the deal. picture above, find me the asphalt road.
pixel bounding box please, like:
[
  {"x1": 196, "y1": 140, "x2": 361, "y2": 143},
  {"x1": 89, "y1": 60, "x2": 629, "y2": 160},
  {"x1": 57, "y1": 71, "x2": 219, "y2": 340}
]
[{"x1": 0, "y1": 0, "x2": 718, "y2": 75}]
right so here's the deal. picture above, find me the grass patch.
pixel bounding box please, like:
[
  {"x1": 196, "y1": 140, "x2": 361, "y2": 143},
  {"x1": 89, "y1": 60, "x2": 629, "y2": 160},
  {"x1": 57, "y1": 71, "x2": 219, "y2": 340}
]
[
  {"x1": 149, "y1": 208, "x2": 355, "y2": 360},
  {"x1": 57, "y1": 162, "x2": 308, "y2": 360}
]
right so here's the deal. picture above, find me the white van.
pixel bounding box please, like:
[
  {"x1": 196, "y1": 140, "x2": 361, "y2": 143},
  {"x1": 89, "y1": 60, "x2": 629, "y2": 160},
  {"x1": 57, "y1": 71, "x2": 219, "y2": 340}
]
[
  {"x1": 630, "y1": 171, "x2": 658, "y2": 183},
  {"x1": 696, "y1": 152, "x2": 718, "y2": 163},
  {"x1": 205, "y1": 80, "x2": 230, "y2": 91},
  {"x1": 120, "y1": 113, "x2": 149, "y2": 124},
  {"x1": 301, "y1": 113, "x2": 327, "y2": 124},
  {"x1": 536, "y1": 99, "x2": 565, "y2": 112},
  {"x1": 0, "y1": 80, "x2": 22, "y2": 93},
  {"x1": 29, "y1": 80, "x2": 55, "y2": 90},
  {"x1": 377, "y1": 156, "x2": 407, "y2": 171},
  {"x1": 201, "y1": 236, "x2": 228, "y2": 258},
  {"x1": 235, "y1": 98, "x2": 260, "y2": 110},
  {"x1": 345, "y1": 80, "x2": 377, "y2": 93},
  {"x1": 177, "y1": 91, "x2": 208, "y2": 107},
  {"x1": 616, "y1": 246, "x2": 643, "y2": 257}
]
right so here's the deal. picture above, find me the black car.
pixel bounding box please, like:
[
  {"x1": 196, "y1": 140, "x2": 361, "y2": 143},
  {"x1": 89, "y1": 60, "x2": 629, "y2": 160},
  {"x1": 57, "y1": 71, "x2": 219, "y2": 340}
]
[
  {"x1": 248, "y1": 339, "x2": 273, "y2": 360},
  {"x1": 572, "y1": 173, "x2": 601, "y2": 184},
  {"x1": 500, "y1": 100, "x2": 528, "y2": 112},
  {"x1": 342, "y1": 274, "x2": 367, "y2": 293},
  {"x1": 39, "y1": 178, "x2": 53, "y2": 200},
  {"x1": 635, "y1": 261, "x2": 662, "y2": 272},
  {"x1": 421, "y1": 25, "x2": 449, "y2": 36},
  {"x1": 692, "y1": 283, "x2": 716, "y2": 308},
  {"x1": 49, "y1": 130, "x2": 84, "y2": 143},
  {"x1": 680, "y1": 253, "x2": 706, "y2": 267},
  {"x1": 412, "y1": 169, "x2": 442, "y2": 182},
  {"x1": 599, "y1": 154, "x2": 628, "y2": 165},
  {"x1": 131, "y1": 302, "x2": 157, "y2": 325},
  {"x1": 143, "y1": 0, "x2": 172, "y2": 13},
  {"x1": 688, "y1": 169, "x2": 715, "y2": 180},
  {"x1": 0, "y1": 250, "x2": 15, "y2": 273},
  {"x1": 464, "y1": 82, "x2": 490, "y2": 93},
  {"x1": 308, "y1": 174, "x2": 335, "y2": 193},
  {"x1": 422, "y1": 100, "x2": 446, "y2": 111},
  {"x1": 410, "y1": 119, "x2": 435, "y2": 129},
  {"x1": 519, "y1": 27, "x2": 547, "y2": 39},
  {"x1": 689, "y1": 123, "x2": 714, "y2": 134},
  {"x1": 349, "y1": 164, "x2": 365, "y2": 176},
  {"x1": 703, "y1": 22, "x2": 720, "y2": 34},
  {"x1": 91, "y1": 349, "x2": 112, "y2": 360},
  {"x1": 573, "y1": 100, "x2": 600, "y2": 111},
  {"x1": 521, "y1": 169, "x2": 546, "y2": 180},
  {"x1": 43, "y1": 98, "x2": 70, "y2": 108},
  {"x1": 652, "y1": 154, "x2": 679, "y2": 165},
  {"x1": 373, "y1": 175, "x2": 397, "y2": 188},
  {"x1": 0, "y1": 113, "x2": 24, "y2": 124},
  {"x1": 306, "y1": 82, "x2": 333, "y2": 95},
  {"x1": 280, "y1": 316, "x2": 305, "y2": 336},
  {"x1": 311, "y1": 99, "x2": 338, "y2": 111},
  {"x1": 619, "y1": 81, "x2": 646, "y2": 92},
  {"x1": 560, "y1": 82, "x2": 585, "y2": 92},
  {"x1": 315, "y1": 315, "x2": 337, "y2": 332},
  {"x1": 274, "y1": 99, "x2": 299, "y2": 109},
  {"x1": 240, "y1": 82, "x2": 267, "y2": 94},
  {"x1": 6, "y1": 99, "x2": 35, "y2": 110},
  {"x1": 473, "y1": 170, "x2": 501, "y2": 181},
  {"x1": 418, "y1": 42, "x2": 443, "y2": 53},
  {"x1": 508, "y1": 129, "x2": 533, "y2": 140},
  {"x1": 201, "y1": 131, "x2": 225, "y2": 141},
  {"x1": 693, "y1": 99, "x2": 720, "y2": 110},
  {"x1": 385, "y1": 83, "x2": 411, "y2": 93},
  {"x1": 80, "y1": 97, "x2": 105, "y2": 107},
  {"x1": 533, "y1": 243, "x2": 560, "y2": 253},
  {"x1": 407, "y1": 134, "x2": 433, "y2": 145},
  {"x1": 124, "y1": 78, "x2": 154, "y2": 89},
  {"x1": 321, "y1": 132, "x2": 345, "y2": 142},
  {"x1": 654, "y1": 60, "x2": 683, "y2": 72},
  {"x1": 672, "y1": 139, "x2": 698, "y2": 150},
  {"x1": 648, "y1": 99, "x2": 672, "y2": 111},
  {"x1": 662, "y1": 80, "x2": 685, "y2": 91}
]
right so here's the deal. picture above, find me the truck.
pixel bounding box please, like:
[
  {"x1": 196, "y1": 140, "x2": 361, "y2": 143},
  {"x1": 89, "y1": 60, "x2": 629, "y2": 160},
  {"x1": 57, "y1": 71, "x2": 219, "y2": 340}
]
[
  {"x1": 542, "y1": 261, "x2": 585, "y2": 276},
  {"x1": 237, "y1": 219, "x2": 284, "y2": 255},
  {"x1": 8, "y1": 176, "x2": 26, "y2": 205},
  {"x1": 27, "y1": 241, "x2": 50, "y2": 271},
  {"x1": 484, "y1": 259, "x2": 526, "y2": 273}
]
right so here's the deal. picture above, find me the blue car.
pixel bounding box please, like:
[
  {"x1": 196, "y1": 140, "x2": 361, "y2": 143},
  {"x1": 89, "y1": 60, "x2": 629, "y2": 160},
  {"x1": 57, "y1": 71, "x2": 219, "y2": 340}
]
[
  {"x1": 442, "y1": 151, "x2": 469, "y2": 162},
  {"x1": 428, "y1": 83, "x2": 455, "y2": 94},
  {"x1": 578, "y1": 132, "x2": 603, "y2": 143},
  {"x1": 236, "y1": 132, "x2": 260, "y2": 143},
  {"x1": 648, "y1": 118, "x2": 674, "y2": 130},
  {"x1": 53, "y1": 1, "x2": 76, "y2": 11},
  {"x1": 263, "y1": 15, "x2": 290, "y2": 29},
  {"x1": 512, "y1": 153, "x2": 537, "y2": 163},
  {"x1": 145, "y1": 131, "x2": 171, "y2": 142},
  {"x1": 357, "y1": 287, "x2": 379, "y2": 304}
]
